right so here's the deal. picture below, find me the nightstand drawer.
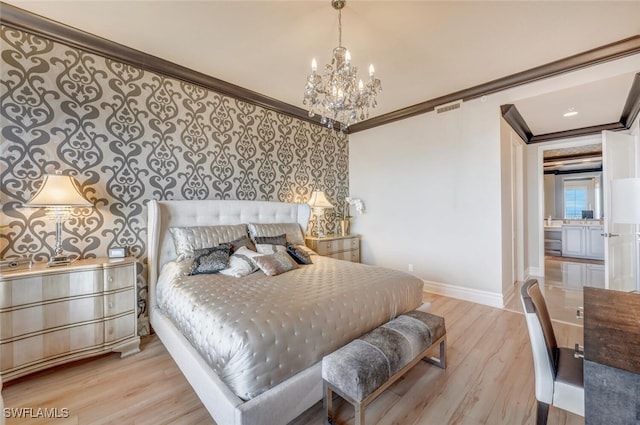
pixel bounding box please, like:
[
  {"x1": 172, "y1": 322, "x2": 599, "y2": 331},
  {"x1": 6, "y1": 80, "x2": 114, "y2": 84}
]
[
  {"x1": 1, "y1": 322, "x2": 104, "y2": 373},
  {"x1": 0, "y1": 270, "x2": 102, "y2": 309},
  {"x1": 104, "y1": 288, "x2": 135, "y2": 318},
  {"x1": 327, "y1": 249, "x2": 360, "y2": 262},
  {"x1": 105, "y1": 314, "x2": 135, "y2": 343},
  {"x1": 315, "y1": 237, "x2": 358, "y2": 254},
  {"x1": 1, "y1": 295, "x2": 103, "y2": 340},
  {"x1": 104, "y1": 263, "x2": 135, "y2": 291}
]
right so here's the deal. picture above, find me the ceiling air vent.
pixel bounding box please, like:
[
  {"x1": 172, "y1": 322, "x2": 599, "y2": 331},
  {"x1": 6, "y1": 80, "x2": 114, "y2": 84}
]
[{"x1": 435, "y1": 100, "x2": 462, "y2": 114}]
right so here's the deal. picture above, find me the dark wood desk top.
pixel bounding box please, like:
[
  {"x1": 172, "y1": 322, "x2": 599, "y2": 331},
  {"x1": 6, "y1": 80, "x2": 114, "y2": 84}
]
[{"x1": 584, "y1": 287, "x2": 640, "y2": 374}]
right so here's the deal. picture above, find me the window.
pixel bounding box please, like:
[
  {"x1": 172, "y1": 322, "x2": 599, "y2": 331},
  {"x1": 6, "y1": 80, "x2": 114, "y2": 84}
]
[{"x1": 564, "y1": 187, "x2": 588, "y2": 219}]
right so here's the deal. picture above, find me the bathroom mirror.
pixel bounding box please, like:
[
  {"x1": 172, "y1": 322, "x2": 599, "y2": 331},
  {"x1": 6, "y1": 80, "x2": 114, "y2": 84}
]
[{"x1": 544, "y1": 172, "x2": 603, "y2": 220}]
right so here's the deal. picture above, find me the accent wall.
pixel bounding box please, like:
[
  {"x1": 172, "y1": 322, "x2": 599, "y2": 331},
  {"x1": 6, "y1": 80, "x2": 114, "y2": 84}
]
[{"x1": 0, "y1": 25, "x2": 348, "y2": 334}]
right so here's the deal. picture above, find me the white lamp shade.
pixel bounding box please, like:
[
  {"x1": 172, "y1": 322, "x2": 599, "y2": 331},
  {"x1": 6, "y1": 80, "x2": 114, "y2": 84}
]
[
  {"x1": 611, "y1": 178, "x2": 640, "y2": 224},
  {"x1": 24, "y1": 174, "x2": 92, "y2": 207},
  {"x1": 308, "y1": 190, "x2": 334, "y2": 209}
]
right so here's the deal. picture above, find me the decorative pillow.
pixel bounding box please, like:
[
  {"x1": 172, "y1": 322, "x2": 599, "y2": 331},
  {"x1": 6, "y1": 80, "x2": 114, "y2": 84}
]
[
  {"x1": 286, "y1": 243, "x2": 313, "y2": 265},
  {"x1": 248, "y1": 223, "x2": 305, "y2": 245},
  {"x1": 254, "y1": 234, "x2": 287, "y2": 246},
  {"x1": 170, "y1": 224, "x2": 247, "y2": 261},
  {"x1": 219, "y1": 246, "x2": 261, "y2": 278},
  {"x1": 256, "y1": 244, "x2": 287, "y2": 255},
  {"x1": 253, "y1": 251, "x2": 299, "y2": 276},
  {"x1": 189, "y1": 244, "x2": 231, "y2": 275},
  {"x1": 292, "y1": 244, "x2": 317, "y2": 257},
  {"x1": 229, "y1": 235, "x2": 256, "y2": 253}
]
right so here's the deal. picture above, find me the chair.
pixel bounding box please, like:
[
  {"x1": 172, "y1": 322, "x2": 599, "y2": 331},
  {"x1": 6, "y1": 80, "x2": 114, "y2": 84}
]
[{"x1": 520, "y1": 279, "x2": 584, "y2": 424}]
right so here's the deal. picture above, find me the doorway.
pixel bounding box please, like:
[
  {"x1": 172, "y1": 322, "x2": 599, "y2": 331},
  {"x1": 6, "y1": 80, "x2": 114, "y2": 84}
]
[{"x1": 536, "y1": 138, "x2": 605, "y2": 325}]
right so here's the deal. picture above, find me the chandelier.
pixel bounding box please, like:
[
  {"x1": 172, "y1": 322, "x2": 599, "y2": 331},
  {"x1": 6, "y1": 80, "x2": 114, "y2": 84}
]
[{"x1": 303, "y1": 0, "x2": 382, "y2": 132}]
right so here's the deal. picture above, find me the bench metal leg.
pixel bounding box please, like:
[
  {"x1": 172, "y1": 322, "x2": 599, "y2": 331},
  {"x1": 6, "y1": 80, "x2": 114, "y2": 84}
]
[{"x1": 423, "y1": 336, "x2": 447, "y2": 369}]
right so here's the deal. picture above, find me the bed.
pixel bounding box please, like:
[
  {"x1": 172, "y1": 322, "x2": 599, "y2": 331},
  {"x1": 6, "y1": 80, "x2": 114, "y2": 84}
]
[{"x1": 147, "y1": 199, "x2": 424, "y2": 425}]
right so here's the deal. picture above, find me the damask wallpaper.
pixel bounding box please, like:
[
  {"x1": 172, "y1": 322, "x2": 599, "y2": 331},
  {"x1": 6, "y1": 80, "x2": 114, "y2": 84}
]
[{"x1": 0, "y1": 26, "x2": 349, "y2": 334}]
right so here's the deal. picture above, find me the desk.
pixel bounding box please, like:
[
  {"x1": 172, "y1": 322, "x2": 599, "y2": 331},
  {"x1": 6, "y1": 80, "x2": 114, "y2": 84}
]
[{"x1": 583, "y1": 287, "x2": 640, "y2": 424}]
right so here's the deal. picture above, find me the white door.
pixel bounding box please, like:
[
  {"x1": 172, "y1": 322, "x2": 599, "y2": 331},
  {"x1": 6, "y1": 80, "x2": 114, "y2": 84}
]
[{"x1": 602, "y1": 130, "x2": 636, "y2": 291}]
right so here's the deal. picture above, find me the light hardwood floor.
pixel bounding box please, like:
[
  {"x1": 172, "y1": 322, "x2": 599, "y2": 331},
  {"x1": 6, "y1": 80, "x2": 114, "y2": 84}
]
[{"x1": 2, "y1": 294, "x2": 584, "y2": 425}]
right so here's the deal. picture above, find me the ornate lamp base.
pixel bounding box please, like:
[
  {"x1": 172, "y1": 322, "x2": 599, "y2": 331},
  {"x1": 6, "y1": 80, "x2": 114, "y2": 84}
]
[{"x1": 48, "y1": 254, "x2": 71, "y2": 267}]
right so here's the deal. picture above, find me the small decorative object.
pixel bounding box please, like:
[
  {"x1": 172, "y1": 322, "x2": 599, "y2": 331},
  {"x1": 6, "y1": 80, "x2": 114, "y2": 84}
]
[
  {"x1": 303, "y1": 0, "x2": 382, "y2": 132},
  {"x1": 308, "y1": 190, "x2": 334, "y2": 238},
  {"x1": 23, "y1": 172, "x2": 93, "y2": 267},
  {"x1": 337, "y1": 197, "x2": 365, "y2": 236},
  {"x1": 0, "y1": 256, "x2": 33, "y2": 271},
  {"x1": 108, "y1": 247, "x2": 127, "y2": 258}
]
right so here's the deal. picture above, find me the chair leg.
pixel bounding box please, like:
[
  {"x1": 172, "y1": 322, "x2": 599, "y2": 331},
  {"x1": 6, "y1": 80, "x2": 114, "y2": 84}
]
[{"x1": 536, "y1": 400, "x2": 549, "y2": 425}]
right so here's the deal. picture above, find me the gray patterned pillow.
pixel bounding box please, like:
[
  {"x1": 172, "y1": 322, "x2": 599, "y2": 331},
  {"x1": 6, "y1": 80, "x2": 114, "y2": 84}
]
[
  {"x1": 189, "y1": 244, "x2": 231, "y2": 275},
  {"x1": 254, "y1": 234, "x2": 287, "y2": 246},
  {"x1": 286, "y1": 243, "x2": 313, "y2": 265},
  {"x1": 229, "y1": 235, "x2": 256, "y2": 253},
  {"x1": 253, "y1": 251, "x2": 298, "y2": 276},
  {"x1": 248, "y1": 223, "x2": 305, "y2": 245}
]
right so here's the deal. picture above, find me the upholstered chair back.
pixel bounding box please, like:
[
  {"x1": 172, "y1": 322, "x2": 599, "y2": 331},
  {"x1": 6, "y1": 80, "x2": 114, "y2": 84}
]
[{"x1": 520, "y1": 279, "x2": 557, "y2": 404}]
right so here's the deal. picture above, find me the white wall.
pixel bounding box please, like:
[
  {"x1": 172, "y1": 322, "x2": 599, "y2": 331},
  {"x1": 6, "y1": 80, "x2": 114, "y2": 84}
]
[
  {"x1": 349, "y1": 54, "x2": 640, "y2": 307},
  {"x1": 349, "y1": 97, "x2": 506, "y2": 306}
]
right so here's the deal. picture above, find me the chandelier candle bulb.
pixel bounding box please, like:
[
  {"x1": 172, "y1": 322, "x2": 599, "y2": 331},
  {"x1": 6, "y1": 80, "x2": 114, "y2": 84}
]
[
  {"x1": 312, "y1": 58, "x2": 317, "y2": 73},
  {"x1": 369, "y1": 64, "x2": 375, "y2": 77}
]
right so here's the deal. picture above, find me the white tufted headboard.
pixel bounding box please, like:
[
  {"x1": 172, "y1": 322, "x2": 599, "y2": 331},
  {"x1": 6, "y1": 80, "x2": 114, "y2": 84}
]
[{"x1": 147, "y1": 199, "x2": 311, "y2": 311}]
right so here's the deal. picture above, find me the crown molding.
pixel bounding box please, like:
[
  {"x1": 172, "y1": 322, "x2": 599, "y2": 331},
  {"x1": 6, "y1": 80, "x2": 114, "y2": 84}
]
[
  {"x1": 0, "y1": 2, "x2": 325, "y2": 129},
  {"x1": 2, "y1": 3, "x2": 639, "y2": 136},
  {"x1": 502, "y1": 71, "x2": 640, "y2": 144},
  {"x1": 620, "y1": 73, "x2": 640, "y2": 128},
  {"x1": 351, "y1": 35, "x2": 640, "y2": 133}
]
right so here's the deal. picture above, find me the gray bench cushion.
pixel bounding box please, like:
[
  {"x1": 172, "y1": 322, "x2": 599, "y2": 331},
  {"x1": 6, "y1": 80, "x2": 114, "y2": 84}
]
[{"x1": 322, "y1": 310, "x2": 446, "y2": 402}]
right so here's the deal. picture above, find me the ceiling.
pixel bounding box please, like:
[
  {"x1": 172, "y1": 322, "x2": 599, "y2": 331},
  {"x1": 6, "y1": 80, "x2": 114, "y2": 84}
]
[
  {"x1": 3, "y1": 1, "x2": 640, "y2": 134},
  {"x1": 543, "y1": 143, "x2": 602, "y2": 173}
]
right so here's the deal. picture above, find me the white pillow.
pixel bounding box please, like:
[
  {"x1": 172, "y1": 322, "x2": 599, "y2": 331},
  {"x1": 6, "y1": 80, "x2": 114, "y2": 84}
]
[{"x1": 219, "y1": 247, "x2": 261, "y2": 278}]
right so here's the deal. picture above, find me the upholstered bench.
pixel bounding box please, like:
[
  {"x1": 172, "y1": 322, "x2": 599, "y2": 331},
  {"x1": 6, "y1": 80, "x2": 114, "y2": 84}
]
[{"x1": 322, "y1": 310, "x2": 446, "y2": 425}]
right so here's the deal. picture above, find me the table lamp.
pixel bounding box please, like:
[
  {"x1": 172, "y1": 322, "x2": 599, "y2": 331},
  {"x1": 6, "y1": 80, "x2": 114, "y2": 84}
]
[
  {"x1": 24, "y1": 173, "x2": 93, "y2": 266},
  {"x1": 308, "y1": 190, "x2": 334, "y2": 238}
]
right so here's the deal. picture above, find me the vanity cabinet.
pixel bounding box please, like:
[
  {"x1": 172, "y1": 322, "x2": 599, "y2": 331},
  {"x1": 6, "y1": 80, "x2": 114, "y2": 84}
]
[
  {"x1": 561, "y1": 225, "x2": 604, "y2": 260},
  {"x1": 0, "y1": 257, "x2": 140, "y2": 381}
]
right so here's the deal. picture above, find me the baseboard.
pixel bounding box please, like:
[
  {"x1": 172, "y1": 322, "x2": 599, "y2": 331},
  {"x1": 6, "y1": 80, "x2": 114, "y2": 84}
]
[
  {"x1": 502, "y1": 283, "x2": 516, "y2": 308},
  {"x1": 422, "y1": 280, "x2": 505, "y2": 309},
  {"x1": 527, "y1": 266, "x2": 543, "y2": 277}
]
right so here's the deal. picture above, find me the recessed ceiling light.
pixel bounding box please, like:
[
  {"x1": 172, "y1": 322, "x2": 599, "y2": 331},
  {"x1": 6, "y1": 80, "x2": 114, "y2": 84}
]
[{"x1": 563, "y1": 108, "x2": 578, "y2": 117}]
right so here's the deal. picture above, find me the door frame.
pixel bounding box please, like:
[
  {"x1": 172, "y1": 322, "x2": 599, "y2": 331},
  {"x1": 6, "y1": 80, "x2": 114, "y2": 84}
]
[{"x1": 535, "y1": 135, "x2": 603, "y2": 277}]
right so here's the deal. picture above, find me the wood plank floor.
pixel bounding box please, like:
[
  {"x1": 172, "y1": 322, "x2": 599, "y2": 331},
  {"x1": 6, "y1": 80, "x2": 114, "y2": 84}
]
[{"x1": 1, "y1": 294, "x2": 584, "y2": 425}]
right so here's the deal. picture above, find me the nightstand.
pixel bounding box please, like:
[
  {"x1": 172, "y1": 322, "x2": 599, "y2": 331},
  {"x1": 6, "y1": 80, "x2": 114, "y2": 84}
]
[
  {"x1": 0, "y1": 257, "x2": 140, "y2": 381},
  {"x1": 305, "y1": 234, "x2": 360, "y2": 263}
]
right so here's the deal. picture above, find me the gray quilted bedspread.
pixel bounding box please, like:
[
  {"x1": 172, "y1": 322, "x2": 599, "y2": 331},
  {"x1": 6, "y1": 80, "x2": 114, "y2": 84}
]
[{"x1": 156, "y1": 255, "x2": 424, "y2": 400}]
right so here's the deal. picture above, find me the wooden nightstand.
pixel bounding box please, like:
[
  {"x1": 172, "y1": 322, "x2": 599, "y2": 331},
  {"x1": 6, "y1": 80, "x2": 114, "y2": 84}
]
[
  {"x1": 305, "y1": 234, "x2": 360, "y2": 263},
  {"x1": 0, "y1": 257, "x2": 140, "y2": 381}
]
